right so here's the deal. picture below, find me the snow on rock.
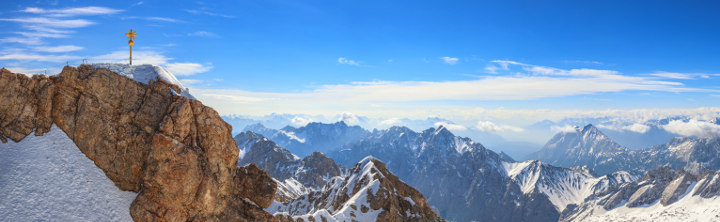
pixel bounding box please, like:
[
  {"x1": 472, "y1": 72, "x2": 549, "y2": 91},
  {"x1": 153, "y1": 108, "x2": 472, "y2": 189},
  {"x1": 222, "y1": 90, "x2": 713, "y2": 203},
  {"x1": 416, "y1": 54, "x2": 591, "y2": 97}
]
[
  {"x1": 269, "y1": 156, "x2": 443, "y2": 221},
  {"x1": 570, "y1": 183, "x2": 720, "y2": 222},
  {"x1": 0, "y1": 125, "x2": 137, "y2": 222},
  {"x1": 91, "y1": 63, "x2": 195, "y2": 99},
  {"x1": 503, "y1": 160, "x2": 637, "y2": 212}
]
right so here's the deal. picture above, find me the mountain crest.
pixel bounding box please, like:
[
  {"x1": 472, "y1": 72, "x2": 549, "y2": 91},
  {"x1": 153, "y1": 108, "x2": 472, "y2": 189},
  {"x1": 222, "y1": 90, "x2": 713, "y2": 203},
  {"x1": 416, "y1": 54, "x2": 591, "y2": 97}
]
[
  {"x1": 270, "y1": 156, "x2": 444, "y2": 221},
  {"x1": 528, "y1": 123, "x2": 632, "y2": 175}
]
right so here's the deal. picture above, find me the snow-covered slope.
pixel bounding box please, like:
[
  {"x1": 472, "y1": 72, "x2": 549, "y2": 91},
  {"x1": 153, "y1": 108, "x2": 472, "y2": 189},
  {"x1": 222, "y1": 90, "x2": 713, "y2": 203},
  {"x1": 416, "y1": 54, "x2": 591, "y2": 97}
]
[
  {"x1": 503, "y1": 160, "x2": 636, "y2": 212},
  {"x1": 562, "y1": 167, "x2": 720, "y2": 221},
  {"x1": 0, "y1": 125, "x2": 137, "y2": 221},
  {"x1": 577, "y1": 194, "x2": 720, "y2": 222},
  {"x1": 91, "y1": 63, "x2": 195, "y2": 99}
]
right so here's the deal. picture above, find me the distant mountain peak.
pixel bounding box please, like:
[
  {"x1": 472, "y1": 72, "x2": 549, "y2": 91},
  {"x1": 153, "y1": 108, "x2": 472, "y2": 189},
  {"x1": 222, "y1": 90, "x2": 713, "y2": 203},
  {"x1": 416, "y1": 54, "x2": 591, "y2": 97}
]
[{"x1": 581, "y1": 124, "x2": 596, "y2": 133}]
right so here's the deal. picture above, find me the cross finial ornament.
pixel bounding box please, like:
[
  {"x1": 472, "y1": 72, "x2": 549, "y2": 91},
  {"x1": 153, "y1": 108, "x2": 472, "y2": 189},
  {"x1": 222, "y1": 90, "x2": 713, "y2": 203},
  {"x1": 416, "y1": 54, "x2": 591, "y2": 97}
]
[{"x1": 126, "y1": 29, "x2": 136, "y2": 65}]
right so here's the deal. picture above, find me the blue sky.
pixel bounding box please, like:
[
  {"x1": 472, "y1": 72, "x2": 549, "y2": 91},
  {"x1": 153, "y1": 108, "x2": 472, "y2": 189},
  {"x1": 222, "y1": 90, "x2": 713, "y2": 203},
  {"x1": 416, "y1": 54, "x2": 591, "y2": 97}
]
[{"x1": 1, "y1": 0, "x2": 719, "y2": 129}]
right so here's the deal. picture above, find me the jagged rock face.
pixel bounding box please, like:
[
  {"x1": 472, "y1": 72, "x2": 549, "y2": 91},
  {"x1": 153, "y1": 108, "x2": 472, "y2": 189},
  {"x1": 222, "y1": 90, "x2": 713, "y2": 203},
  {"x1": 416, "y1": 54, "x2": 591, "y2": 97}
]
[
  {"x1": 238, "y1": 135, "x2": 343, "y2": 189},
  {"x1": 0, "y1": 66, "x2": 276, "y2": 221},
  {"x1": 271, "y1": 158, "x2": 444, "y2": 222}
]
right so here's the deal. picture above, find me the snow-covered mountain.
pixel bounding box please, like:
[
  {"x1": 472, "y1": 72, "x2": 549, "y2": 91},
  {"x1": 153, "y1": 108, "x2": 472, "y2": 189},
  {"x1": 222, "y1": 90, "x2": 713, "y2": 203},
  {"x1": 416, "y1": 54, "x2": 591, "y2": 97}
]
[
  {"x1": 238, "y1": 121, "x2": 720, "y2": 221},
  {"x1": 503, "y1": 160, "x2": 636, "y2": 212},
  {"x1": 268, "y1": 157, "x2": 444, "y2": 222},
  {"x1": 561, "y1": 166, "x2": 720, "y2": 221},
  {"x1": 530, "y1": 124, "x2": 720, "y2": 175},
  {"x1": 328, "y1": 125, "x2": 561, "y2": 222},
  {"x1": 529, "y1": 116, "x2": 720, "y2": 150},
  {"x1": 235, "y1": 132, "x2": 443, "y2": 221},
  {"x1": 238, "y1": 133, "x2": 345, "y2": 189},
  {"x1": 243, "y1": 121, "x2": 370, "y2": 157},
  {"x1": 638, "y1": 137, "x2": 720, "y2": 174},
  {"x1": 527, "y1": 124, "x2": 638, "y2": 175},
  {"x1": 233, "y1": 130, "x2": 269, "y2": 159}
]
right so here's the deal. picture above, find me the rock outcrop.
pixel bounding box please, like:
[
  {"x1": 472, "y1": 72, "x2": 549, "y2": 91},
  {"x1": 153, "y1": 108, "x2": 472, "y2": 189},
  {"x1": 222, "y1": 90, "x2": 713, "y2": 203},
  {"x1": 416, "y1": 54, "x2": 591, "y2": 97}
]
[
  {"x1": 0, "y1": 66, "x2": 276, "y2": 221},
  {"x1": 238, "y1": 134, "x2": 344, "y2": 189},
  {"x1": 270, "y1": 157, "x2": 445, "y2": 222}
]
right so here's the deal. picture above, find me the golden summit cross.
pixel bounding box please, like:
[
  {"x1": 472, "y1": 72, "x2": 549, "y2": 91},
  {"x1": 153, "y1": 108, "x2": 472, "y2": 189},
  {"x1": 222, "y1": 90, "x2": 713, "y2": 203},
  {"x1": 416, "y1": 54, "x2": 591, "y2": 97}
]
[{"x1": 126, "y1": 29, "x2": 137, "y2": 65}]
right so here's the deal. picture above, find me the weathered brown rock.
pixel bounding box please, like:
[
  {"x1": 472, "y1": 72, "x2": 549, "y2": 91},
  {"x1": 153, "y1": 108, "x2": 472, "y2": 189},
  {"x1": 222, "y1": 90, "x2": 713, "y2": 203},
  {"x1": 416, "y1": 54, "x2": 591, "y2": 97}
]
[
  {"x1": 234, "y1": 163, "x2": 277, "y2": 209},
  {"x1": 0, "y1": 65, "x2": 277, "y2": 221}
]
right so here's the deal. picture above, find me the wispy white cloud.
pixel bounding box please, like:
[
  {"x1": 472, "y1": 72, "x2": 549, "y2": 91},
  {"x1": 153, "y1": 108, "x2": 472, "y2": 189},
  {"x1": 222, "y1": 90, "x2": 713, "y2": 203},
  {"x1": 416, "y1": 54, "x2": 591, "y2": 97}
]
[
  {"x1": 165, "y1": 62, "x2": 213, "y2": 76},
  {"x1": 379, "y1": 118, "x2": 402, "y2": 126},
  {"x1": 337, "y1": 57, "x2": 360, "y2": 66},
  {"x1": 0, "y1": 37, "x2": 43, "y2": 45},
  {"x1": 440, "y1": 56, "x2": 459, "y2": 65},
  {"x1": 184, "y1": 9, "x2": 235, "y2": 18},
  {"x1": 123, "y1": 16, "x2": 183, "y2": 23},
  {"x1": 33, "y1": 45, "x2": 83, "y2": 52},
  {"x1": 16, "y1": 31, "x2": 69, "y2": 38},
  {"x1": 597, "y1": 123, "x2": 651, "y2": 133},
  {"x1": 434, "y1": 121, "x2": 467, "y2": 131},
  {"x1": 649, "y1": 71, "x2": 695, "y2": 80},
  {"x1": 0, "y1": 17, "x2": 94, "y2": 28},
  {"x1": 475, "y1": 120, "x2": 524, "y2": 132},
  {"x1": 551, "y1": 125, "x2": 579, "y2": 133},
  {"x1": 562, "y1": 60, "x2": 604, "y2": 65},
  {"x1": 5, "y1": 67, "x2": 49, "y2": 75},
  {"x1": 339, "y1": 112, "x2": 360, "y2": 124},
  {"x1": 187, "y1": 31, "x2": 219, "y2": 38},
  {"x1": 179, "y1": 79, "x2": 203, "y2": 85},
  {"x1": 21, "y1": 6, "x2": 122, "y2": 17},
  {"x1": 0, "y1": 53, "x2": 79, "y2": 62},
  {"x1": 648, "y1": 71, "x2": 717, "y2": 80},
  {"x1": 0, "y1": 6, "x2": 120, "y2": 49},
  {"x1": 662, "y1": 119, "x2": 720, "y2": 138},
  {"x1": 291, "y1": 116, "x2": 311, "y2": 126}
]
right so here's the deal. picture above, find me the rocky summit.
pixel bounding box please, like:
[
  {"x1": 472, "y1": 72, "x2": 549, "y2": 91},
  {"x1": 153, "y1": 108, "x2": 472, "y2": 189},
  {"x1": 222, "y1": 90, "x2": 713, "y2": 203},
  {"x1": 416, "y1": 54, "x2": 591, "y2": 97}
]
[
  {"x1": 0, "y1": 66, "x2": 277, "y2": 221},
  {"x1": 269, "y1": 157, "x2": 445, "y2": 222}
]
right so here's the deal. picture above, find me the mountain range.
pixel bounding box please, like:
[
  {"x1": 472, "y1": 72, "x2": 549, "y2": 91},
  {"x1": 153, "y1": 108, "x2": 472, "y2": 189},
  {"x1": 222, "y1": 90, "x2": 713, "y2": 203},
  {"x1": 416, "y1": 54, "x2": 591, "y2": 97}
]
[
  {"x1": 239, "y1": 121, "x2": 720, "y2": 221},
  {"x1": 529, "y1": 124, "x2": 720, "y2": 175},
  {"x1": 237, "y1": 131, "x2": 443, "y2": 221}
]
